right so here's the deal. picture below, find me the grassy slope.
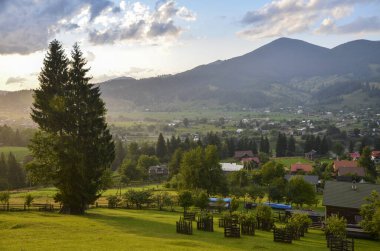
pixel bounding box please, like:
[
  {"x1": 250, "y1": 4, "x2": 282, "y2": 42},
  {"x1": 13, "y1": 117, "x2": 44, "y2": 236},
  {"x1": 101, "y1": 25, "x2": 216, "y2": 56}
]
[
  {"x1": 0, "y1": 146, "x2": 30, "y2": 162},
  {"x1": 272, "y1": 157, "x2": 314, "y2": 170},
  {"x1": 0, "y1": 209, "x2": 378, "y2": 251}
]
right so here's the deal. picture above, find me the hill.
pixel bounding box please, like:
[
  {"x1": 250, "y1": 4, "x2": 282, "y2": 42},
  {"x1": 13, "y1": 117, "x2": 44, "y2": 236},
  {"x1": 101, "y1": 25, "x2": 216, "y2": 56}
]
[{"x1": 1, "y1": 38, "x2": 380, "y2": 115}]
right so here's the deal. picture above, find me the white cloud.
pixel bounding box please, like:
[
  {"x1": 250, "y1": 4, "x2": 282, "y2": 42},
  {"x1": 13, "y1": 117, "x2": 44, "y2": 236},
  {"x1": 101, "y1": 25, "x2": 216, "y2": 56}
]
[
  {"x1": 0, "y1": 0, "x2": 196, "y2": 55},
  {"x1": 238, "y1": 0, "x2": 380, "y2": 39},
  {"x1": 5, "y1": 76, "x2": 26, "y2": 85}
]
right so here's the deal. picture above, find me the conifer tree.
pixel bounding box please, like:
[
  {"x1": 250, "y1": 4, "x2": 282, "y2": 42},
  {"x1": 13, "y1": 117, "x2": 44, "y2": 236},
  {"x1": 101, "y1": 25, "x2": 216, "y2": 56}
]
[
  {"x1": 0, "y1": 153, "x2": 8, "y2": 190},
  {"x1": 156, "y1": 133, "x2": 167, "y2": 160},
  {"x1": 7, "y1": 152, "x2": 25, "y2": 189},
  {"x1": 28, "y1": 41, "x2": 114, "y2": 214},
  {"x1": 287, "y1": 135, "x2": 296, "y2": 156}
]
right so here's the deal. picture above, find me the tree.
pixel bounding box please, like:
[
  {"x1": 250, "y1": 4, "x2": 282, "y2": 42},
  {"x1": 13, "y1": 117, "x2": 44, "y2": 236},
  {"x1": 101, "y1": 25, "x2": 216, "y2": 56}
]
[
  {"x1": 320, "y1": 136, "x2": 329, "y2": 155},
  {"x1": 261, "y1": 161, "x2": 285, "y2": 184},
  {"x1": 360, "y1": 191, "x2": 380, "y2": 238},
  {"x1": 111, "y1": 140, "x2": 126, "y2": 171},
  {"x1": 24, "y1": 194, "x2": 34, "y2": 210},
  {"x1": 287, "y1": 135, "x2": 296, "y2": 156},
  {"x1": 0, "y1": 153, "x2": 8, "y2": 190},
  {"x1": 194, "y1": 190, "x2": 209, "y2": 211},
  {"x1": 332, "y1": 142, "x2": 344, "y2": 157},
  {"x1": 178, "y1": 190, "x2": 193, "y2": 212},
  {"x1": 268, "y1": 177, "x2": 287, "y2": 203},
  {"x1": 156, "y1": 133, "x2": 167, "y2": 161},
  {"x1": 27, "y1": 41, "x2": 114, "y2": 214},
  {"x1": 183, "y1": 118, "x2": 189, "y2": 127},
  {"x1": 286, "y1": 176, "x2": 317, "y2": 207},
  {"x1": 136, "y1": 155, "x2": 159, "y2": 178},
  {"x1": 168, "y1": 148, "x2": 183, "y2": 178},
  {"x1": 359, "y1": 147, "x2": 377, "y2": 179},
  {"x1": 0, "y1": 191, "x2": 10, "y2": 207},
  {"x1": 276, "y1": 133, "x2": 287, "y2": 157},
  {"x1": 119, "y1": 159, "x2": 141, "y2": 183},
  {"x1": 7, "y1": 152, "x2": 25, "y2": 189}
]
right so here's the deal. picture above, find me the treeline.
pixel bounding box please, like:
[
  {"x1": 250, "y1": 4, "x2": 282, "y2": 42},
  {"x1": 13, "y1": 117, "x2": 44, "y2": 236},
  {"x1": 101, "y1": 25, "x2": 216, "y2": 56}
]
[
  {"x1": 0, "y1": 125, "x2": 35, "y2": 147},
  {"x1": 0, "y1": 153, "x2": 26, "y2": 190}
]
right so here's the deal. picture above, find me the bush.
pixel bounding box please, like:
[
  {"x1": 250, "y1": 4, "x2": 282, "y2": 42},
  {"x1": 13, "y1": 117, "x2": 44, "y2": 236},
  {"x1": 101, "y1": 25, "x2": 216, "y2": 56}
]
[
  {"x1": 286, "y1": 213, "x2": 312, "y2": 239},
  {"x1": 124, "y1": 190, "x2": 152, "y2": 209},
  {"x1": 194, "y1": 190, "x2": 209, "y2": 211},
  {"x1": 24, "y1": 194, "x2": 34, "y2": 209},
  {"x1": 0, "y1": 192, "x2": 10, "y2": 205},
  {"x1": 360, "y1": 191, "x2": 380, "y2": 238},
  {"x1": 178, "y1": 190, "x2": 193, "y2": 212},
  {"x1": 107, "y1": 195, "x2": 121, "y2": 209},
  {"x1": 325, "y1": 215, "x2": 347, "y2": 239},
  {"x1": 229, "y1": 197, "x2": 240, "y2": 212}
]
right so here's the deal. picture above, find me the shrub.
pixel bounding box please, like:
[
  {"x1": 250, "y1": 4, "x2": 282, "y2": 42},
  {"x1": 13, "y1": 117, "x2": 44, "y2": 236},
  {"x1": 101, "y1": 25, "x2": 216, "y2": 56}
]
[
  {"x1": 325, "y1": 215, "x2": 347, "y2": 239},
  {"x1": 107, "y1": 195, "x2": 121, "y2": 209},
  {"x1": 124, "y1": 190, "x2": 152, "y2": 209},
  {"x1": 0, "y1": 192, "x2": 10, "y2": 206},
  {"x1": 178, "y1": 190, "x2": 193, "y2": 212},
  {"x1": 194, "y1": 190, "x2": 209, "y2": 211},
  {"x1": 24, "y1": 194, "x2": 34, "y2": 209}
]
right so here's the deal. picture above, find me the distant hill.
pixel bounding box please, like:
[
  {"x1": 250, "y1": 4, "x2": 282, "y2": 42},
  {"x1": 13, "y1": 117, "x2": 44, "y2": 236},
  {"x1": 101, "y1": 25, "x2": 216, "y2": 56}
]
[
  {"x1": 100, "y1": 37, "x2": 380, "y2": 111},
  {"x1": 2, "y1": 37, "x2": 380, "y2": 116}
]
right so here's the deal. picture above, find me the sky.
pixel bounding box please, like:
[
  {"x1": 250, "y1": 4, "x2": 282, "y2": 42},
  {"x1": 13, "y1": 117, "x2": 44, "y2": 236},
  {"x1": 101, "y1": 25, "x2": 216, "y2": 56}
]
[{"x1": 1, "y1": 0, "x2": 380, "y2": 91}]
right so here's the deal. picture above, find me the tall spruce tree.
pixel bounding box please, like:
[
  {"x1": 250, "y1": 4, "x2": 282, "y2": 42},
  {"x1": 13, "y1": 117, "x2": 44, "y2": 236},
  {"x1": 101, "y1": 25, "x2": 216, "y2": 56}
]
[
  {"x1": 28, "y1": 41, "x2": 114, "y2": 214},
  {"x1": 7, "y1": 152, "x2": 25, "y2": 189},
  {"x1": 0, "y1": 153, "x2": 8, "y2": 190},
  {"x1": 287, "y1": 135, "x2": 296, "y2": 156},
  {"x1": 156, "y1": 133, "x2": 167, "y2": 160}
]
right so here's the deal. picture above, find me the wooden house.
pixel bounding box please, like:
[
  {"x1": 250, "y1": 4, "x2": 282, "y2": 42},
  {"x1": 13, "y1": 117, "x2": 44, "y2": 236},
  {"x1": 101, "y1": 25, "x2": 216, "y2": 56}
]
[{"x1": 322, "y1": 181, "x2": 380, "y2": 224}]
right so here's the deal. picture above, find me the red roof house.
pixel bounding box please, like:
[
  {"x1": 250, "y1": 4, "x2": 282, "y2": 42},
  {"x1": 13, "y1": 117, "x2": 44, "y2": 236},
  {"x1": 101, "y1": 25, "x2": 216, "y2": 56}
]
[
  {"x1": 333, "y1": 160, "x2": 358, "y2": 172},
  {"x1": 290, "y1": 163, "x2": 313, "y2": 174},
  {"x1": 349, "y1": 152, "x2": 361, "y2": 160}
]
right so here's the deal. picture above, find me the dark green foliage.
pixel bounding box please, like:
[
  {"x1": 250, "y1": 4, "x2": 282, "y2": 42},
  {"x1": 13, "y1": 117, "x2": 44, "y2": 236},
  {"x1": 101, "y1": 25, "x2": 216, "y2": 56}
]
[
  {"x1": 183, "y1": 118, "x2": 189, "y2": 127},
  {"x1": 320, "y1": 136, "x2": 329, "y2": 155},
  {"x1": 276, "y1": 133, "x2": 287, "y2": 157},
  {"x1": 112, "y1": 140, "x2": 126, "y2": 171},
  {"x1": 7, "y1": 152, "x2": 25, "y2": 189},
  {"x1": 261, "y1": 161, "x2": 285, "y2": 184},
  {"x1": 359, "y1": 147, "x2": 377, "y2": 179},
  {"x1": 194, "y1": 190, "x2": 209, "y2": 211},
  {"x1": 107, "y1": 195, "x2": 121, "y2": 209},
  {"x1": 178, "y1": 190, "x2": 193, "y2": 212},
  {"x1": 156, "y1": 133, "x2": 167, "y2": 161},
  {"x1": 0, "y1": 153, "x2": 8, "y2": 190},
  {"x1": 27, "y1": 41, "x2": 114, "y2": 214},
  {"x1": 137, "y1": 155, "x2": 159, "y2": 179},
  {"x1": 286, "y1": 176, "x2": 317, "y2": 207},
  {"x1": 124, "y1": 190, "x2": 152, "y2": 209},
  {"x1": 179, "y1": 145, "x2": 227, "y2": 194},
  {"x1": 268, "y1": 177, "x2": 287, "y2": 203},
  {"x1": 119, "y1": 159, "x2": 141, "y2": 183},
  {"x1": 260, "y1": 136, "x2": 270, "y2": 154},
  {"x1": 24, "y1": 194, "x2": 34, "y2": 209},
  {"x1": 168, "y1": 148, "x2": 183, "y2": 178},
  {"x1": 0, "y1": 191, "x2": 10, "y2": 205},
  {"x1": 287, "y1": 135, "x2": 296, "y2": 156},
  {"x1": 0, "y1": 125, "x2": 34, "y2": 147}
]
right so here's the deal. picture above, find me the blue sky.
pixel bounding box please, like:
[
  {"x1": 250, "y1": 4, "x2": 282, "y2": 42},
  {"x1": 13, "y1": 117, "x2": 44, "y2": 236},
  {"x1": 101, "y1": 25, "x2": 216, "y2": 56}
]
[{"x1": 1, "y1": 0, "x2": 380, "y2": 91}]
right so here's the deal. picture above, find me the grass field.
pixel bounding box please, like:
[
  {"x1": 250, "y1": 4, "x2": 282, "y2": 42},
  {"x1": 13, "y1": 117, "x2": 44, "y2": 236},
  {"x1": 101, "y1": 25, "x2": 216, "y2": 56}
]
[
  {"x1": 0, "y1": 208, "x2": 379, "y2": 251},
  {"x1": 272, "y1": 157, "x2": 314, "y2": 170},
  {"x1": 0, "y1": 146, "x2": 30, "y2": 162}
]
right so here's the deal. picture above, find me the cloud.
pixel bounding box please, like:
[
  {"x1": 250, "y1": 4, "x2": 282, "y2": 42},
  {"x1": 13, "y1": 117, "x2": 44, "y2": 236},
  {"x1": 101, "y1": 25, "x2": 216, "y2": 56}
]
[
  {"x1": 0, "y1": 0, "x2": 195, "y2": 55},
  {"x1": 86, "y1": 51, "x2": 96, "y2": 61},
  {"x1": 238, "y1": 0, "x2": 379, "y2": 39},
  {"x1": 5, "y1": 77, "x2": 26, "y2": 85},
  {"x1": 88, "y1": 0, "x2": 196, "y2": 45},
  {"x1": 317, "y1": 16, "x2": 380, "y2": 34}
]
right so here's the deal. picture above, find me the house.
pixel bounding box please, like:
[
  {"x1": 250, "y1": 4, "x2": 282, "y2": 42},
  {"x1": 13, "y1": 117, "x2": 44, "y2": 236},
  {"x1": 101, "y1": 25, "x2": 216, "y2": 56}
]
[
  {"x1": 148, "y1": 165, "x2": 168, "y2": 179},
  {"x1": 220, "y1": 163, "x2": 244, "y2": 172},
  {"x1": 290, "y1": 163, "x2": 313, "y2": 174},
  {"x1": 304, "y1": 150, "x2": 317, "y2": 160},
  {"x1": 333, "y1": 160, "x2": 358, "y2": 172},
  {"x1": 322, "y1": 181, "x2": 380, "y2": 224},
  {"x1": 372, "y1": 150, "x2": 380, "y2": 164},
  {"x1": 234, "y1": 150, "x2": 254, "y2": 160},
  {"x1": 284, "y1": 174, "x2": 319, "y2": 190}
]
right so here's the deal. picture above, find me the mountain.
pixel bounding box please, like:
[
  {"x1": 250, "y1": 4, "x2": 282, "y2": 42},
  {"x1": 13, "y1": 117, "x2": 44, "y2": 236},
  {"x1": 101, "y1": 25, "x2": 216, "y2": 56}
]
[
  {"x1": 2, "y1": 37, "x2": 380, "y2": 116},
  {"x1": 99, "y1": 37, "x2": 380, "y2": 112}
]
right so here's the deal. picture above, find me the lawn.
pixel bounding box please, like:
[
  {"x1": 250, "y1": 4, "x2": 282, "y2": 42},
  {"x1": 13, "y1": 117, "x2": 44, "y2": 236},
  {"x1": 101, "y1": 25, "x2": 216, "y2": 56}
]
[
  {"x1": 0, "y1": 146, "x2": 30, "y2": 162},
  {"x1": 0, "y1": 208, "x2": 378, "y2": 251}
]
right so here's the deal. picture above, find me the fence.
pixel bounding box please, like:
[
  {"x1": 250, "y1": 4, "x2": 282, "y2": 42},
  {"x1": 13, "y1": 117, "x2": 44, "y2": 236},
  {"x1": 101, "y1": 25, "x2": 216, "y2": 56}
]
[
  {"x1": 196, "y1": 215, "x2": 213, "y2": 232},
  {"x1": 273, "y1": 227, "x2": 292, "y2": 243},
  {"x1": 176, "y1": 217, "x2": 193, "y2": 235},
  {"x1": 0, "y1": 203, "x2": 56, "y2": 212}
]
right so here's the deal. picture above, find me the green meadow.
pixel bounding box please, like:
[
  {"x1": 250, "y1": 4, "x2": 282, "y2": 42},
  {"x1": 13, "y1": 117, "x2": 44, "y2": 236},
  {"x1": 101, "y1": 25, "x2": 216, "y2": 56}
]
[
  {"x1": 0, "y1": 208, "x2": 378, "y2": 251},
  {"x1": 0, "y1": 146, "x2": 30, "y2": 162}
]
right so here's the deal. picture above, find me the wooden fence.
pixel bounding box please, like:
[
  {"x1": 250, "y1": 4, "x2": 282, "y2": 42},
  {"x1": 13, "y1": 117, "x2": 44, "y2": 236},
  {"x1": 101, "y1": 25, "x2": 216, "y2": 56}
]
[{"x1": 176, "y1": 217, "x2": 193, "y2": 235}]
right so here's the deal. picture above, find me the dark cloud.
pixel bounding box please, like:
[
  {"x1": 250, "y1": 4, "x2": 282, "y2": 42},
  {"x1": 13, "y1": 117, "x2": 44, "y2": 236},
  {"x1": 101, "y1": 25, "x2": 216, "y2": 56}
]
[
  {"x1": 6, "y1": 77, "x2": 26, "y2": 85},
  {"x1": 319, "y1": 16, "x2": 380, "y2": 34},
  {"x1": 148, "y1": 21, "x2": 180, "y2": 37},
  {"x1": 0, "y1": 0, "x2": 114, "y2": 55}
]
